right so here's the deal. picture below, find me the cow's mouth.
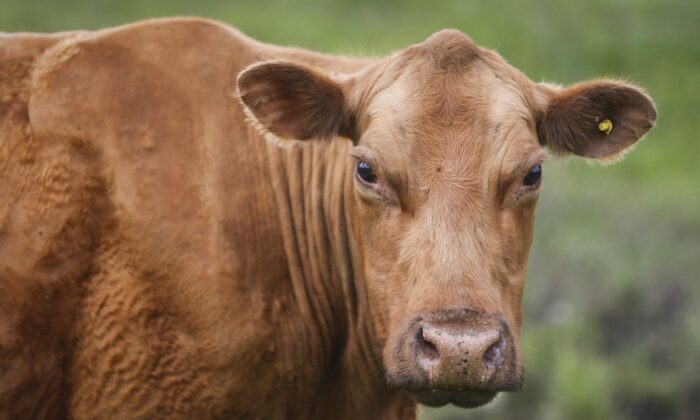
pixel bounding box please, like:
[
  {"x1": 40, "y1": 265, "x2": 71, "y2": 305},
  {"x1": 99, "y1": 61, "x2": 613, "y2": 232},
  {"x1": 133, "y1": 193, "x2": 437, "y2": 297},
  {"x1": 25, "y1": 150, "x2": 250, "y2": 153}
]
[{"x1": 411, "y1": 388, "x2": 497, "y2": 408}]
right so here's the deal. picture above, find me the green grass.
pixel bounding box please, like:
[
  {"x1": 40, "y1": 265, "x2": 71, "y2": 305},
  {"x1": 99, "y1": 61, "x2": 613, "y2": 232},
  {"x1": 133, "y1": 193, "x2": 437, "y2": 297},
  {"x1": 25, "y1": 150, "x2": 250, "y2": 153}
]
[{"x1": 3, "y1": 1, "x2": 698, "y2": 418}]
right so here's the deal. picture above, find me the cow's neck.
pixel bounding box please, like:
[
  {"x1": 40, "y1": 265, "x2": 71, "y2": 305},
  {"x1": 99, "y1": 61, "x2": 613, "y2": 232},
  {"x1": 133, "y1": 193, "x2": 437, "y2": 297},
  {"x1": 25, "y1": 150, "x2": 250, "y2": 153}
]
[{"x1": 263, "y1": 139, "x2": 413, "y2": 418}]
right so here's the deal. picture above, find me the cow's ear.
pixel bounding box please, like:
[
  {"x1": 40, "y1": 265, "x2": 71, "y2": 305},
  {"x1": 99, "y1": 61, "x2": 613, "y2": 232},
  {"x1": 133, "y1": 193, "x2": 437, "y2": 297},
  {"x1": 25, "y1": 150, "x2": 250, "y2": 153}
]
[
  {"x1": 237, "y1": 61, "x2": 355, "y2": 142},
  {"x1": 536, "y1": 80, "x2": 657, "y2": 162}
]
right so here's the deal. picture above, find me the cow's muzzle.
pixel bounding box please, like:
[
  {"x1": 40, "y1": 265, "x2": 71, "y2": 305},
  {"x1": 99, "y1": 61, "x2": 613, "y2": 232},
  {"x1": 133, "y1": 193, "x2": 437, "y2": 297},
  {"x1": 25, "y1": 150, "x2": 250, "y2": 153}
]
[{"x1": 386, "y1": 308, "x2": 523, "y2": 407}]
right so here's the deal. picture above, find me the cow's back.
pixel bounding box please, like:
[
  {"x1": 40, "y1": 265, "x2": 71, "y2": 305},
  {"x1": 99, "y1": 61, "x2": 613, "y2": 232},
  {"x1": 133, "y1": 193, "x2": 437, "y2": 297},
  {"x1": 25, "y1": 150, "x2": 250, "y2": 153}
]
[{"x1": 0, "y1": 19, "x2": 299, "y2": 418}]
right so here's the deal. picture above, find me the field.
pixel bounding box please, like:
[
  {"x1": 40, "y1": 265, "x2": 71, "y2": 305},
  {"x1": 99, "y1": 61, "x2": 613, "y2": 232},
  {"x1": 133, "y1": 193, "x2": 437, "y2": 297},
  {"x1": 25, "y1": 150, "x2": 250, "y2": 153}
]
[{"x1": 3, "y1": 0, "x2": 698, "y2": 418}]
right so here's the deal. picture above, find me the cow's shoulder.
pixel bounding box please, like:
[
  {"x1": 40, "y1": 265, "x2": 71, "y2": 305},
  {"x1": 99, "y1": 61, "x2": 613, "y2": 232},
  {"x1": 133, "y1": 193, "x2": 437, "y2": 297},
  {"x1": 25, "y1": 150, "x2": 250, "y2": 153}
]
[{"x1": 28, "y1": 18, "x2": 254, "y2": 139}]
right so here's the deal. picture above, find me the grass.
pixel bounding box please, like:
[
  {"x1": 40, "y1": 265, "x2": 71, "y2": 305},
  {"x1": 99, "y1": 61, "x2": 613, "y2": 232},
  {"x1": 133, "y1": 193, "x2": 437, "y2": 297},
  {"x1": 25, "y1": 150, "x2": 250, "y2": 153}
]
[{"x1": 2, "y1": 1, "x2": 698, "y2": 418}]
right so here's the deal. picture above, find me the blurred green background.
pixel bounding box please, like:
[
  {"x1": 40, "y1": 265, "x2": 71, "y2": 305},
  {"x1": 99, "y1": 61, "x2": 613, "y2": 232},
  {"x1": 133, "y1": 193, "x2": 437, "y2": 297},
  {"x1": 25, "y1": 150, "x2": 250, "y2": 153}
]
[{"x1": 3, "y1": 1, "x2": 698, "y2": 418}]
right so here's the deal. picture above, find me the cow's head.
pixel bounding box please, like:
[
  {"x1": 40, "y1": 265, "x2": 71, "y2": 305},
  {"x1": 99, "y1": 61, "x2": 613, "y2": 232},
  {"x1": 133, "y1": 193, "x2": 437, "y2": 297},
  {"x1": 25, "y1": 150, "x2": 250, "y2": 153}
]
[{"x1": 237, "y1": 30, "x2": 656, "y2": 407}]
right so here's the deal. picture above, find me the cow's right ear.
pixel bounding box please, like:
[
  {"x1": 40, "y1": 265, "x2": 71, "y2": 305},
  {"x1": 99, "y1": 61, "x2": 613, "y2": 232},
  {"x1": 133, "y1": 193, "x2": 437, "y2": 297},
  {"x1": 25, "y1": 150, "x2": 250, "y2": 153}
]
[{"x1": 237, "y1": 61, "x2": 355, "y2": 143}]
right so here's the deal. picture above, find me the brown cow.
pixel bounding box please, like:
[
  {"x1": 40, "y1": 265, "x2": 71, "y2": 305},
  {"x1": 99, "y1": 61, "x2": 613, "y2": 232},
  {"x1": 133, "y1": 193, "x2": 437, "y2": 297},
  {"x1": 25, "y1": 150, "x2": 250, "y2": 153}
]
[{"x1": 0, "y1": 18, "x2": 655, "y2": 419}]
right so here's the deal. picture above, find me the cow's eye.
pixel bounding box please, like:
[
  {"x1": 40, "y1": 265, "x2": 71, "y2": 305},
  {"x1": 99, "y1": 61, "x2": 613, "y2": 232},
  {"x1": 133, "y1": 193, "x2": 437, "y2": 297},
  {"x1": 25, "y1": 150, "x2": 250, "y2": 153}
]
[
  {"x1": 357, "y1": 161, "x2": 377, "y2": 184},
  {"x1": 523, "y1": 164, "x2": 542, "y2": 186}
]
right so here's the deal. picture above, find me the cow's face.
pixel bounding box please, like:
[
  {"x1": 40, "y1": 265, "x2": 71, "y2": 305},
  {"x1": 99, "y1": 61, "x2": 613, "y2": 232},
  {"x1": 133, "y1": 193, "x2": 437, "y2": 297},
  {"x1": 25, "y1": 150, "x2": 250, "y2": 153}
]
[{"x1": 238, "y1": 30, "x2": 656, "y2": 407}]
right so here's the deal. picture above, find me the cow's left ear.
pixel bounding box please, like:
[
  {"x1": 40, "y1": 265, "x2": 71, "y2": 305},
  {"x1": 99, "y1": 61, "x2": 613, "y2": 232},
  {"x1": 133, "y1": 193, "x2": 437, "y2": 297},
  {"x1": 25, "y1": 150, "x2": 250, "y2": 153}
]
[
  {"x1": 237, "y1": 61, "x2": 355, "y2": 143},
  {"x1": 536, "y1": 80, "x2": 657, "y2": 162}
]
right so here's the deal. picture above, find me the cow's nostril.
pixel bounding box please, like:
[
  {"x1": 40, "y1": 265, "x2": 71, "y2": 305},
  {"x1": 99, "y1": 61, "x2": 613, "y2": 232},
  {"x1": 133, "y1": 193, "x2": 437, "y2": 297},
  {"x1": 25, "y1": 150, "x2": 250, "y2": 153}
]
[
  {"x1": 415, "y1": 327, "x2": 440, "y2": 360},
  {"x1": 482, "y1": 335, "x2": 505, "y2": 369}
]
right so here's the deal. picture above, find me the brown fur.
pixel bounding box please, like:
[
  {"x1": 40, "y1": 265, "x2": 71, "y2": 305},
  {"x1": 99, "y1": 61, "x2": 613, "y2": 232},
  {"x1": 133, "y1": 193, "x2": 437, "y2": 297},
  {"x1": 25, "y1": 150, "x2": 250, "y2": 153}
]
[{"x1": 0, "y1": 18, "x2": 655, "y2": 419}]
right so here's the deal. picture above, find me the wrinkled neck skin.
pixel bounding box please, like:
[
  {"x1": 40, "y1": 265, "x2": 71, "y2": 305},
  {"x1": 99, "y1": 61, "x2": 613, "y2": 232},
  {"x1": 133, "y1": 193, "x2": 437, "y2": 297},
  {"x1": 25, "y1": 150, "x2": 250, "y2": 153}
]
[{"x1": 263, "y1": 139, "x2": 415, "y2": 419}]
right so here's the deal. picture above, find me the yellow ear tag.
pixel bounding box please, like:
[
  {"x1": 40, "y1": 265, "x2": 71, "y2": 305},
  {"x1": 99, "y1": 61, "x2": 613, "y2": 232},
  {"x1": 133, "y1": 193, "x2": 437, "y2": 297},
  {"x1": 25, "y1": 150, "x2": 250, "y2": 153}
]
[{"x1": 598, "y1": 119, "x2": 613, "y2": 135}]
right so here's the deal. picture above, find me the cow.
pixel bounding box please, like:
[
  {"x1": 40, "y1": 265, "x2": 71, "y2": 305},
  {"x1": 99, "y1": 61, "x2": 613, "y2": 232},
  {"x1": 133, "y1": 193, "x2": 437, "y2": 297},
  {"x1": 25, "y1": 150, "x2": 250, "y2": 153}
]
[{"x1": 0, "y1": 17, "x2": 656, "y2": 419}]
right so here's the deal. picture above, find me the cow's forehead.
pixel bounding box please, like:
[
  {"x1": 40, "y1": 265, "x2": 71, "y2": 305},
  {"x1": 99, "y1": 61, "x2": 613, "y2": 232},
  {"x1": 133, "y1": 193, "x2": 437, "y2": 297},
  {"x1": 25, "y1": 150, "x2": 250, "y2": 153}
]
[{"x1": 359, "y1": 38, "x2": 538, "y2": 168}]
